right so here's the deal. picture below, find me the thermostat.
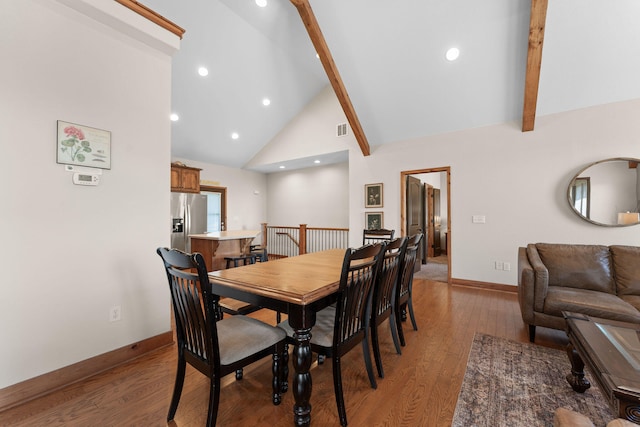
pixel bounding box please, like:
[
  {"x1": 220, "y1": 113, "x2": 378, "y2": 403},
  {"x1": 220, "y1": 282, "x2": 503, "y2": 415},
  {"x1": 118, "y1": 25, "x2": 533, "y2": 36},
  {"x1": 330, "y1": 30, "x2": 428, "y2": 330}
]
[{"x1": 72, "y1": 172, "x2": 100, "y2": 186}]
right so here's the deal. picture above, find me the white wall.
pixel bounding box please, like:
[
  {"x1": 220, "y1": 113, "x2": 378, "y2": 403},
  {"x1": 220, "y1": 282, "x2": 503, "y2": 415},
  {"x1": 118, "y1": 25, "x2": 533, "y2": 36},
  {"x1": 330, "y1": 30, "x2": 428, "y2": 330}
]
[
  {"x1": 172, "y1": 157, "x2": 268, "y2": 241},
  {"x1": 267, "y1": 162, "x2": 349, "y2": 228},
  {"x1": 0, "y1": 0, "x2": 176, "y2": 388},
  {"x1": 348, "y1": 99, "x2": 640, "y2": 286},
  {"x1": 246, "y1": 85, "x2": 354, "y2": 168}
]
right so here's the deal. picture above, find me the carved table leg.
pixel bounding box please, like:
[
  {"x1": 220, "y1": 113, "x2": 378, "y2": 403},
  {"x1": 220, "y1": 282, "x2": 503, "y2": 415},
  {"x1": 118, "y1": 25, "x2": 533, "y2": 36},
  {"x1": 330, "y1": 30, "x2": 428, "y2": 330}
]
[
  {"x1": 272, "y1": 345, "x2": 282, "y2": 405},
  {"x1": 292, "y1": 327, "x2": 312, "y2": 426},
  {"x1": 565, "y1": 342, "x2": 591, "y2": 393}
]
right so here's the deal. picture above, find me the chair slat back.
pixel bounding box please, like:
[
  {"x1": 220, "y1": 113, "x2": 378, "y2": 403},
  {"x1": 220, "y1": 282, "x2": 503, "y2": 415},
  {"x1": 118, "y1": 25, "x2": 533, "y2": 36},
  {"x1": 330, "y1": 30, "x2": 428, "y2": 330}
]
[
  {"x1": 363, "y1": 228, "x2": 395, "y2": 245},
  {"x1": 334, "y1": 243, "x2": 385, "y2": 348},
  {"x1": 157, "y1": 248, "x2": 220, "y2": 372},
  {"x1": 397, "y1": 234, "x2": 423, "y2": 301},
  {"x1": 373, "y1": 237, "x2": 408, "y2": 317}
]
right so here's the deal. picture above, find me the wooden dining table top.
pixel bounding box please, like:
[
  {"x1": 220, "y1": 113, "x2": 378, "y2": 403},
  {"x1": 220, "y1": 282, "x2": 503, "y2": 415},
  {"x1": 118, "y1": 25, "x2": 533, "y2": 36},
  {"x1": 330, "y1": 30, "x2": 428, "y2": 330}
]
[{"x1": 208, "y1": 248, "x2": 346, "y2": 305}]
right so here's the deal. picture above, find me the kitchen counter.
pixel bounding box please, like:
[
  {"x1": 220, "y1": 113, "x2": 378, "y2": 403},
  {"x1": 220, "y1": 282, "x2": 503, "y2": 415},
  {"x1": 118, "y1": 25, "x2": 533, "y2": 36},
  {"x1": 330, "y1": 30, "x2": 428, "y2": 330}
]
[
  {"x1": 189, "y1": 230, "x2": 259, "y2": 271},
  {"x1": 189, "y1": 230, "x2": 260, "y2": 241}
]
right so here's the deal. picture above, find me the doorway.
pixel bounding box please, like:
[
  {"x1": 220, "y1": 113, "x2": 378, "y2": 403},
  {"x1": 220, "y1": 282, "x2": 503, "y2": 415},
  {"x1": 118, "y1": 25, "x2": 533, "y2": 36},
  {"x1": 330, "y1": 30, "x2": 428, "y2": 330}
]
[
  {"x1": 200, "y1": 185, "x2": 227, "y2": 232},
  {"x1": 400, "y1": 167, "x2": 451, "y2": 283}
]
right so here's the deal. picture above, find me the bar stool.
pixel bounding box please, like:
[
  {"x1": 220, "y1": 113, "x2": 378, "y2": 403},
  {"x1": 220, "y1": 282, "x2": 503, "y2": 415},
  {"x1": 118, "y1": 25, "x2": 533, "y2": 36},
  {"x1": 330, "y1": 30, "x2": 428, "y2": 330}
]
[
  {"x1": 224, "y1": 253, "x2": 257, "y2": 268},
  {"x1": 250, "y1": 246, "x2": 268, "y2": 262}
]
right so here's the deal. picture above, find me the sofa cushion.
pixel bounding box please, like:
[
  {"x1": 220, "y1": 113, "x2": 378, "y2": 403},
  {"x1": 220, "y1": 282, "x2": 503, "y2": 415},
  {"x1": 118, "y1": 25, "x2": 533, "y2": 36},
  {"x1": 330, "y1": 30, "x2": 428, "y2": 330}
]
[
  {"x1": 536, "y1": 243, "x2": 615, "y2": 294},
  {"x1": 543, "y1": 286, "x2": 640, "y2": 323},
  {"x1": 610, "y1": 245, "x2": 640, "y2": 296}
]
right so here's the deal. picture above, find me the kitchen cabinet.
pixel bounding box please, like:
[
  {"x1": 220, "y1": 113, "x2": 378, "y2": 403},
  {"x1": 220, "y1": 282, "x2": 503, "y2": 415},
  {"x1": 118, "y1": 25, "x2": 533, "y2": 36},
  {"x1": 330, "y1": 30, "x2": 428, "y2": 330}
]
[{"x1": 171, "y1": 164, "x2": 201, "y2": 193}]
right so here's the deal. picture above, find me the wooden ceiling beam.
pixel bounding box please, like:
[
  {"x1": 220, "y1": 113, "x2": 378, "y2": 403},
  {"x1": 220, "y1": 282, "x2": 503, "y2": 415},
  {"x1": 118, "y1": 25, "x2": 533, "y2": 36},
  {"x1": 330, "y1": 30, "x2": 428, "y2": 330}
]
[
  {"x1": 522, "y1": 0, "x2": 549, "y2": 132},
  {"x1": 290, "y1": 0, "x2": 370, "y2": 156}
]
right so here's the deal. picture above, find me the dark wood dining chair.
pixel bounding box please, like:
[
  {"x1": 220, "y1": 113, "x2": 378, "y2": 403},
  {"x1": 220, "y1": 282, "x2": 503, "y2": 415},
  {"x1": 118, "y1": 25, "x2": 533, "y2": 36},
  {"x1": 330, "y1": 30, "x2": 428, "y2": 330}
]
[
  {"x1": 219, "y1": 246, "x2": 280, "y2": 324},
  {"x1": 370, "y1": 236, "x2": 408, "y2": 377},
  {"x1": 156, "y1": 247, "x2": 287, "y2": 427},
  {"x1": 363, "y1": 228, "x2": 395, "y2": 245},
  {"x1": 278, "y1": 243, "x2": 386, "y2": 427},
  {"x1": 395, "y1": 233, "x2": 423, "y2": 347}
]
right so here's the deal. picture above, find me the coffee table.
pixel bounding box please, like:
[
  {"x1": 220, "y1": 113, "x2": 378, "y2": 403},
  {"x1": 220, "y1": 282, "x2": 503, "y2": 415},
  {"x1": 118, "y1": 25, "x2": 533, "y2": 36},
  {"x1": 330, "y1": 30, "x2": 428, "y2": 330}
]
[{"x1": 564, "y1": 312, "x2": 640, "y2": 424}]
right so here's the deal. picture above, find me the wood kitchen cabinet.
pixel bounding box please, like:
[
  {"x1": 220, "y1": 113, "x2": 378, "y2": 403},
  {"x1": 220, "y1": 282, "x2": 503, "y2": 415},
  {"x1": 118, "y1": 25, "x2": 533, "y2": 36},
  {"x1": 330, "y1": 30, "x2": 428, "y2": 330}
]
[{"x1": 171, "y1": 164, "x2": 201, "y2": 193}]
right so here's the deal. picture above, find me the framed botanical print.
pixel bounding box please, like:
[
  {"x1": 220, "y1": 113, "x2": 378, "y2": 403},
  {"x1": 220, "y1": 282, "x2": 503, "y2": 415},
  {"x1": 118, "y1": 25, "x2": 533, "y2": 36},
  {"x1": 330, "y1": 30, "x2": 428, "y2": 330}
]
[
  {"x1": 365, "y1": 212, "x2": 383, "y2": 230},
  {"x1": 365, "y1": 183, "x2": 383, "y2": 208},
  {"x1": 57, "y1": 120, "x2": 111, "y2": 169}
]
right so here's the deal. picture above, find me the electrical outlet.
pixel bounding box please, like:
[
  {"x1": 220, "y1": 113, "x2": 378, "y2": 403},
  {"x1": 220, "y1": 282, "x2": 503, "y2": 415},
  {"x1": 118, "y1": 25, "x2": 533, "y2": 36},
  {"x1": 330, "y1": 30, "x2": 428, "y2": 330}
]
[
  {"x1": 109, "y1": 305, "x2": 122, "y2": 322},
  {"x1": 495, "y1": 261, "x2": 503, "y2": 270},
  {"x1": 503, "y1": 262, "x2": 511, "y2": 271}
]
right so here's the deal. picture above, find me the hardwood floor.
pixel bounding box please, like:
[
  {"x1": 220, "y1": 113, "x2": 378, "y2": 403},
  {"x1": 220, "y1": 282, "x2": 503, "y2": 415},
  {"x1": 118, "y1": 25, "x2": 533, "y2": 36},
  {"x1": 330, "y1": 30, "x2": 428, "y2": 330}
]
[{"x1": 0, "y1": 278, "x2": 568, "y2": 426}]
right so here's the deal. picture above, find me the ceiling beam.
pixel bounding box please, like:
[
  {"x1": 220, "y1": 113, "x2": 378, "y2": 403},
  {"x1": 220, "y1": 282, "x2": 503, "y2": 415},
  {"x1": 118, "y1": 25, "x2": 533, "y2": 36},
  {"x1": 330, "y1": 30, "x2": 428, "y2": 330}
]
[
  {"x1": 290, "y1": 0, "x2": 370, "y2": 156},
  {"x1": 522, "y1": 0, "x2": 549, "y2": 132}
]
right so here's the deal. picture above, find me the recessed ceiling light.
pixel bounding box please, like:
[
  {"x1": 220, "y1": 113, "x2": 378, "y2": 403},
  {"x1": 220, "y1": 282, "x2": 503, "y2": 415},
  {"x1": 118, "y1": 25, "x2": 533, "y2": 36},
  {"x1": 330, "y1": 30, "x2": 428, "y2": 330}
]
[
  {"x1": 256, "y1": 0, "x2": 267, "y2": 7},
  {"x1": 170, "y1": 113, "x2": 179, "y2": 121},
  {"x1": 262, "y1": 98, "x2": 271, "y2": 106},
  {"x1": 446, "y1": 47, "x2": 460, "y2": 61},
  {"x1": 231, "y1": 132, "x2": 239, "y2": 140},
  {"x1": 279, "y1": 165, "x2": 285, "y2": 169},
  {"x1": 314, "y1": 160, "x2": 321, "y2": 164},
  {"x1": 198, "y1": 67, "x2": 209, "y2": 76}
]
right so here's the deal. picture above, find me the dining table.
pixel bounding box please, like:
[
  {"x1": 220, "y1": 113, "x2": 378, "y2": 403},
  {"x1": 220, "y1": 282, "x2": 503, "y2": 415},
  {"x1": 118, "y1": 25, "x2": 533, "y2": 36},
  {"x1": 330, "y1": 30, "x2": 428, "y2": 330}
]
[{"x1": 207, "y1": 248, "x2": 347, "y2": 426}]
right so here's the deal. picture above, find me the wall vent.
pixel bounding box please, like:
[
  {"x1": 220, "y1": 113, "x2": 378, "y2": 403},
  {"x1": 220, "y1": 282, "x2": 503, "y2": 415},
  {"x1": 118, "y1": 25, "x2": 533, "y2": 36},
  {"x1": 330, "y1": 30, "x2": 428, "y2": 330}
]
[{"x1": 336, "y1": 123, "x2": 348, "y2": 137}]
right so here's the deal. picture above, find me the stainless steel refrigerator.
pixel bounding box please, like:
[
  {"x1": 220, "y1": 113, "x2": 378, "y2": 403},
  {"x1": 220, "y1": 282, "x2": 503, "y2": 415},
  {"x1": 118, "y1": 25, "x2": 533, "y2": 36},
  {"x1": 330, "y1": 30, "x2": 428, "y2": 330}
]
[{"x1": 171, "y1": 192, "x2": 207, "y2": 253}]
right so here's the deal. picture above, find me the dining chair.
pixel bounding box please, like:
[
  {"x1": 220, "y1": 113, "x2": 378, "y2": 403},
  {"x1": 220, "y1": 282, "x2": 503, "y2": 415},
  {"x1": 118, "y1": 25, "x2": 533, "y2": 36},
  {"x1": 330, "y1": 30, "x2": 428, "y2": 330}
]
[
  {"x1": 250, "y1": 245, "x2": 269, "y2": 262},
  {"x1": 219, "y1": 246, "x2": 281, "y2": 380},
  {"x1": 219, "y1": 246, "x2": 280, "y2": 325},
  {"x1": 278, "y1": 243, "x2": 386, "y2": 427},
  {"x1": 362, "y1": 228, "x2": 395, "y2": 245},
  {"x1": 156, "y1": 247, "x2": 287, "y2": 427},
  {"x1": 395, "y1": 233, "x2": 424, "y2": 347},
  {"x1": 370, "y1": 236, "x2": 408, "y2": 377}
]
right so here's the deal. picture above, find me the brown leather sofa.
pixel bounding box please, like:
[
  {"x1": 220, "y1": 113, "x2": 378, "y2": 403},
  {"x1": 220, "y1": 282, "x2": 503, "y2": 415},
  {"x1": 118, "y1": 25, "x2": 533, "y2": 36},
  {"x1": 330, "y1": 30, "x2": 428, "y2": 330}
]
[{"x1": 518, "y1": 243, "x2": 640, "y2": 342}]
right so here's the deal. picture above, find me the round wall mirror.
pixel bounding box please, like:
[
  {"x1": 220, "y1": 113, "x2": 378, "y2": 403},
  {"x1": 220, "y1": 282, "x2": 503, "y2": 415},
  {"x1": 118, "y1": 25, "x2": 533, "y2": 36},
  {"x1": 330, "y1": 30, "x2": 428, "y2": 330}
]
[{"x1": 567, "y1": 157, "x2": 640, "y2": 227}]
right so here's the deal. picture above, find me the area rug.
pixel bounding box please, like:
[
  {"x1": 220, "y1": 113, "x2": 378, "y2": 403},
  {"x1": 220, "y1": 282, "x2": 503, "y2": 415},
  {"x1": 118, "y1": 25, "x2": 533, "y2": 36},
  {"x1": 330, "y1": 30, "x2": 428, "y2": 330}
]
[
  {"x1": 452, "y1": 333, "x2": 616, "y2": 427},
  {"x1": 414, "y1": 256, "x2": 448, "y2": 282}
]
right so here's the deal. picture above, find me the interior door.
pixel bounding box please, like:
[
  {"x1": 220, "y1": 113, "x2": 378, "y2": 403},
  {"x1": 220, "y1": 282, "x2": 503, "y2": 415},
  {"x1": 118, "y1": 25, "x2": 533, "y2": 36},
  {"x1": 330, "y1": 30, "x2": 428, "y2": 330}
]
[
  {"x1": 426, "y1": 184, "x2": 434, "y2": 258},
  {"x1": 433, "y1": 188, "x2": 441, "y2": 256},
  {"x1": 406, "y1": 175, "x2": 425, "y2": 268}
]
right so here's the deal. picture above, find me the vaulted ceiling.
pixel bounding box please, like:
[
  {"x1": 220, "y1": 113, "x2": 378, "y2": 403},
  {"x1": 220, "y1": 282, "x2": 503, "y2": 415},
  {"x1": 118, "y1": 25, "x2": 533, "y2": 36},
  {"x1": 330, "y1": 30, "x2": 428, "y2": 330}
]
[{"x1": 142, "y1": 0, "x2": 640, "y2": 173}]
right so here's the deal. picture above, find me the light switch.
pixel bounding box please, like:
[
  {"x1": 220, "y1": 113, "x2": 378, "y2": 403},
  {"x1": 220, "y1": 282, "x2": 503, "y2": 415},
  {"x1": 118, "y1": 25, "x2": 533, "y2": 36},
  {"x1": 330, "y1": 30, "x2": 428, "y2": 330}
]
[{"x1": 472, "y1": 215, "x2": 486, "y2": 224}]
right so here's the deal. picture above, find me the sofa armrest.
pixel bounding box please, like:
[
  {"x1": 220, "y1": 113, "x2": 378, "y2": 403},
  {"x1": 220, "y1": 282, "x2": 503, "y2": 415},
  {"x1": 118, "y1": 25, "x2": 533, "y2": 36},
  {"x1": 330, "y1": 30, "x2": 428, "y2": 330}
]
[
  {"x1": 518, "y1": 247, "x2": 535, "y2": 323},
  {"x1": 526, "y1": 244, "x2": 549, "y2": 312}
]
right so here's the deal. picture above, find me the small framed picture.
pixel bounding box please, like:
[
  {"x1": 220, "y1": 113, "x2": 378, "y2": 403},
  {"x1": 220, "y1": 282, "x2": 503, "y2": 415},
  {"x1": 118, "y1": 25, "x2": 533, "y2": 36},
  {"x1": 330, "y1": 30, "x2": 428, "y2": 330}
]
[
  {"x1": 365, "y1": 183, "x2": 383, "y2": 208},
  {"x1": 365, "y1": 212, "x2": 384, "y2": 230},
  {"x1": 57, "y1": 120, "x2": 111, "y2": 169}
]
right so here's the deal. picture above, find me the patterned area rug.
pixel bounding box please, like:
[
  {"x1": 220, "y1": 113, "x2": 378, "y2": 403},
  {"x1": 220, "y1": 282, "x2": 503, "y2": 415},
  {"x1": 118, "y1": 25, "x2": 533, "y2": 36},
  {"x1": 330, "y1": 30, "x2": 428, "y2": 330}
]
[{"x1": 452, "y1": 333, "x2": 616, "y2": 427}]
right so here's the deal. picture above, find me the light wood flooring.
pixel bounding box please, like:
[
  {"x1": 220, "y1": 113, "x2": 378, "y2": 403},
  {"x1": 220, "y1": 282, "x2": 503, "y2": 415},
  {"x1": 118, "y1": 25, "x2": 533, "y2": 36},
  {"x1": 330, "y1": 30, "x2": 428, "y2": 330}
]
[{"x1": 0, "y1": 277, "x2": 568, "y2": 426}]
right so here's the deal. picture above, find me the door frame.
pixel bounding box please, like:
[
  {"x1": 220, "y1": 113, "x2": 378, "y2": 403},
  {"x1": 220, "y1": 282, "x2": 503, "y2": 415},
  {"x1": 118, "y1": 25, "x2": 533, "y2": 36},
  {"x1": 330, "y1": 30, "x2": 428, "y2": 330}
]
[
  {"x1": 200, "y1": 185, "x2": 227, "y2": 231},
  {"x1": 400, "y1": 167, "x2": 451, "y2": 283}
]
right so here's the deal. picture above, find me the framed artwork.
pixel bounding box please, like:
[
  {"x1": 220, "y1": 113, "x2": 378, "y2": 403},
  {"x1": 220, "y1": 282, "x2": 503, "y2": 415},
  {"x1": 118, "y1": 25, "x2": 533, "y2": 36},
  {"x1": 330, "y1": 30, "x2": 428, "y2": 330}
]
[
  {"x1": 57, "y1": 120, "x2": 111, "y2": 169},
  {"x1": 365, "y1": 212, "x2": 384, "y2": 230},
  {"x1": 365, "y1": 183, "x2": 383, "y2": 208}
]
